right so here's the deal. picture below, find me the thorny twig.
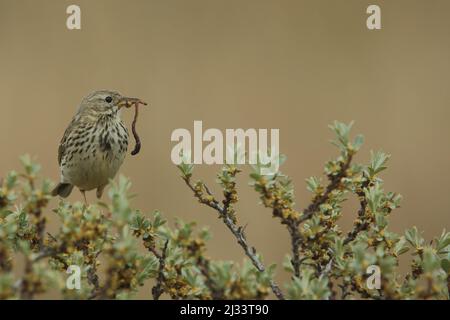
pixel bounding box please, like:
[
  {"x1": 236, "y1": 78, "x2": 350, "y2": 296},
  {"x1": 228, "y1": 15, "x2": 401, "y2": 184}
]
[
  {"x1": 19, "y1": 257, "x2": 34, "y2": 299},
  {"x1": 86, "y1": 251, "x2": 101, "y2": 297},
  {"x1": 284, "y1": 154, "x2": 354, "y2": 279},
  {"x1": 19, "y1": 176, "x2": 48, "y2": 300},
  {"x1": 320, "y1": 258, "x2": 334, "y2": 278},
  {"x1": 150, "y1": 239, "x2": 169, "y2": 300},
  {"x1": 344, "y1": 179, "x2": 370, "y2": 245},
  {"x1": 182, "y1": 177, "x2": 285, "y2": 300},
  {"x1": 299, "y1": 154, "x2": 353, "y2": 224},
  {"x1": 286, "y1": 222, "x2": 302, "y2": 278},
  {"x1": 0, "y1": 178, "x2": 6, "y2": 208},
  {"x1": 197, "y1": 256, "x2": 224, "y2": 299}
]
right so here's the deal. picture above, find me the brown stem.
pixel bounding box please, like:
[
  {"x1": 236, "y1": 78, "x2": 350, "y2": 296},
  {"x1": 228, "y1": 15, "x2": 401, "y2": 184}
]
[
  {"x1": 344, "y1": 179, "x2": 370, "y2": 245},
  {"x1": 287, "y1": 222, "x2": 301, "y2": 278},
  {"x1": 19, "y1": 257, "x2": 34, "y2": 300},
  {"x1": 283, "y1": 154, "x2": 353, "y2": 278},
  {"x1": 183, "y1": 177, "x2": 285, "y2": 300},
  {"x1": 197, "y1": 256, "x2": 224, "y2": 299},
  {"x1": 299, "y1": 154, "x2": 353, "y2": 224},
  {"x1": 447, "y1": 275, "x2": 450, "y2": 300},
  {"x1": 19, "y1": 178, "x2": 48, "y2": 299},
  {"x1": 86, "y1": 251, "x2": 101, "y2": 297},
  {"x1": 150, "y1": 239, "x2": 169, "y2": 300}
]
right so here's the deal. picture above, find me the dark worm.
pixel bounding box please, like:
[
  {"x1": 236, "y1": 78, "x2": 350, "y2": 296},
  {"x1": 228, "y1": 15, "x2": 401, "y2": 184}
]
[
  {"x1": 131, "y1": 100, "x2": 147, "y2": 156},
  {"x1": 131, "y1": 102, "x2": 141, "y2": 156}
]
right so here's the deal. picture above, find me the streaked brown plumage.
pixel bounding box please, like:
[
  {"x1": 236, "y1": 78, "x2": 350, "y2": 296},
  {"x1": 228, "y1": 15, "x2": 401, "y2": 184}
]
[{"x1": 52, "y1": 90, "x2": 146, "y2": 203}]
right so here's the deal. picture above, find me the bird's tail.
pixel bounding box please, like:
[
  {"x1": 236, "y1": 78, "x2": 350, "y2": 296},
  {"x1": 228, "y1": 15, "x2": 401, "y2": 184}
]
[{"x1": 51, "y1": 183, "x2": 74, "y2": 198}]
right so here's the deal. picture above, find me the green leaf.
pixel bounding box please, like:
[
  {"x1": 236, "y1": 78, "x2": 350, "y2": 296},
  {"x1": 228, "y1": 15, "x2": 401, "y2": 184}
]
[
  {"x1": 367, "y1": 150, "x2": 390, "y2": 178},
  {"x1": 283, "y1": 255, "x2": 295, "y2": 273},
  {"x1": 329, "y1": 121, "x2": 353, "y2": 152},
  {"x1": 434, "y1": 230, "x2": 450, "y2": 255},
  {"x1": 365, "y1": 183, "x2": 384, "y2": 213},
  {"x1": 352, "y1": 134, "x2": 365, "y2": 151},
  {"x1": 5, "y1": 171, "x2": 18, "y2": 189},
  {"x1": 441, "y1": 258, "x2": 450, "y2": 273},
  {"x1": 405, "y1": 227, "x2": 425, "y2": 249},
  {"x1": 306, "y1": 177, "x2": 321, "y2": 194},
  {"x1": 422, "y1": 247, "x2": 441, "y2": 273},
  {"x1": 287, "y1": 269, "x2": 331, "y2": 300},
  {"x1": 152, "y1": 211, "x2": 166, "y2": 229},
  {"x1": 393, "y1": 237, "x2": 410, "y2": 256}
]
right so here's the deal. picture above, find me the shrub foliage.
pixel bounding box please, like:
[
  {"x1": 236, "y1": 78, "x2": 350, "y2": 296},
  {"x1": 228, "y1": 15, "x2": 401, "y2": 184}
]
[{"x1": 0, "y1": 122, "x2": 449, "y2": 299}]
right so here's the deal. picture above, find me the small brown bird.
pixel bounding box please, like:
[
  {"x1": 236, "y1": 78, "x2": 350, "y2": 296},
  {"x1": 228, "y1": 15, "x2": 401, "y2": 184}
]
[{"x1": 52, "y1": 90, "x2": 146, "y2": 203}]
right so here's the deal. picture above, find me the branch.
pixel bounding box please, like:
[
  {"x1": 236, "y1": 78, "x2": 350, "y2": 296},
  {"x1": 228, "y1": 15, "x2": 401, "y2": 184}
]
[
  {"x1": 183, "y1": 177, "x2": 285, "y2": 300},
  {"x1": 276, "y1": 154, "x2": 353, "y2": 279},
  {"x1": 299, "y1": 154, "x2": 353, "y2": 224},
  {"x1": 344, "y1": 179, "x2": 370, "y2": 245},
  {"x1": 286, "y1": 220, "x2": 301, "y2": 278},
  {"x1": 19, "y1": 192, "x2": 48, "y2": 300},
  {"x1": 19, "y1": 256, "x2": 33, "y2": 299},
  {"x1": 197, "y1": 256, "x2": 224, "y2": 299},
  {"x1": 150, "y1": 239, "x2": 169, "y2": 300},
  {"x1": 86, "y1": 251, "x2": 101, "y2": 296},
  {"x1": 447, "y1": 275, "x2": 450, "y2": 300}
]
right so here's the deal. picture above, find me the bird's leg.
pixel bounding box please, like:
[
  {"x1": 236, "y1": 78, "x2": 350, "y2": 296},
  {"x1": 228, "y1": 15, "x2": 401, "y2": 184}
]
[
  {"x1": 96, "y1": 184, "x2": 107, "y2": 199},
  {"x1": 80, "y1": 189, "x2": 88, "y2": 206}
]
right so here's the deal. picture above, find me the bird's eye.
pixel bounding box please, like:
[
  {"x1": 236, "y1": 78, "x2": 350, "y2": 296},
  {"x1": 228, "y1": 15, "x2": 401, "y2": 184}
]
[{"x1": 105, "y1": 96, "x2": 113, "y2": 103}]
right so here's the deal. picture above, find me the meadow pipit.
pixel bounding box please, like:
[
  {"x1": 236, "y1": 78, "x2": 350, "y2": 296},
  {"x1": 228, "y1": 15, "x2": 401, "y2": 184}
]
[{"x1": 51, "y1": 90, "x2": 146, "y2": 203}]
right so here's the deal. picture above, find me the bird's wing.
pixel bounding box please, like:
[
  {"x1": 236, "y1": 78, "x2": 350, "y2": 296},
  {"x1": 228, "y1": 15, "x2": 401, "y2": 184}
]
[
  {"x1": 57, "y1": 118, "x2": 77, "y2": 166},
  {"x1": 57, "y1": 142, "x2": 65, "y2": 166}
]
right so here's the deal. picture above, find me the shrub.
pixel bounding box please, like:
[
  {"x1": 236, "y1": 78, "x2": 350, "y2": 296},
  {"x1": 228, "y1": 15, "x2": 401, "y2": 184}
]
[{"x1": 0, "y1": 122, "x2": 448, "y2": 299}]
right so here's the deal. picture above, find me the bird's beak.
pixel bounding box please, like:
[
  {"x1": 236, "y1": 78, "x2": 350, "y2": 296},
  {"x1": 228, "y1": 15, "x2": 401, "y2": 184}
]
[{"x1": 118, "y1": 97, "x2": 148, "y2": 109}]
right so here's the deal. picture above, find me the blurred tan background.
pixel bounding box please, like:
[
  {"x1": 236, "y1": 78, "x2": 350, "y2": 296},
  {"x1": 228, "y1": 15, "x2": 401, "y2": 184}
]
[{"x1": 1, "y1": 0, "x2": 450, "y2": 298}]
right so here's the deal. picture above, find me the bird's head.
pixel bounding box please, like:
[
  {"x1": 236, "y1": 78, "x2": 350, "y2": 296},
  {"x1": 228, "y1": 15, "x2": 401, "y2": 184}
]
[{"x1": 78, "y1": 90, "x2": 147, "y2": 117}]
